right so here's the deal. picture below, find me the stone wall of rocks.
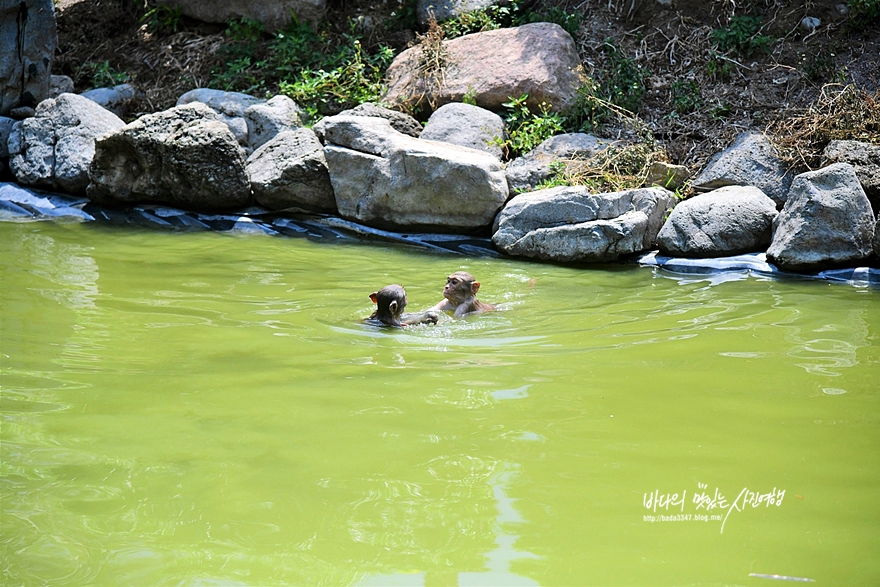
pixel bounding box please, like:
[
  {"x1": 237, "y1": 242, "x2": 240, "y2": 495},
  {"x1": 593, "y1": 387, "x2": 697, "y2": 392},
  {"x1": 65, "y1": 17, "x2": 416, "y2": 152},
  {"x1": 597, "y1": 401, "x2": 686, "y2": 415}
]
[{"x1": 2, "y1": 20, "x2": 878, "y2": 275}]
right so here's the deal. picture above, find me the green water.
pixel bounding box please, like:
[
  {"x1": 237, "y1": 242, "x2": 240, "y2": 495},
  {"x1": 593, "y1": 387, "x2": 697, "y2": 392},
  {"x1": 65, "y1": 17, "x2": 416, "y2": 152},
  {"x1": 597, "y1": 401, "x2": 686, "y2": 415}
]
[{"x1": 1, "y1": 221, "x2": 878, "y2": 586}]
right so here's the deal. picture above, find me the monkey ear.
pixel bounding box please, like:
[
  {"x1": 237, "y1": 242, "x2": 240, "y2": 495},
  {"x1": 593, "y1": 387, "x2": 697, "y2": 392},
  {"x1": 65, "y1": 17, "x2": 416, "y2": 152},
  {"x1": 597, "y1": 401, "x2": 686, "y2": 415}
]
[
  {"x1": 472, "y1": 281, "x2": 481, "y2": 294},
  {"x1": 369, "y1": 292, "x2": 378, "y2": 304},
  {"x1": 389, "y1": 300, "x2": 398, "y2": 314}
]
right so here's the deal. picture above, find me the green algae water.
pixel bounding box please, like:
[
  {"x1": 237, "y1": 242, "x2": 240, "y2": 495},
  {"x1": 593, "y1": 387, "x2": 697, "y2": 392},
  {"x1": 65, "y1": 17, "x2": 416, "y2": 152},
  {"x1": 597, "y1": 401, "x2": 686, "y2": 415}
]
[{"x1": 1, "y1": 220, "x2": 878, "y2": 586}]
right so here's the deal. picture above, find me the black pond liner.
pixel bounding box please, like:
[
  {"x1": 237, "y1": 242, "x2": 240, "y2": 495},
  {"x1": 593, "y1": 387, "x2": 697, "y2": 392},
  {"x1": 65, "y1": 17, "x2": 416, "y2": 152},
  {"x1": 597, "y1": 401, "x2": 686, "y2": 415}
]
[{"x1": 2, "y1": 181, "x2": 878, "y2": 288}]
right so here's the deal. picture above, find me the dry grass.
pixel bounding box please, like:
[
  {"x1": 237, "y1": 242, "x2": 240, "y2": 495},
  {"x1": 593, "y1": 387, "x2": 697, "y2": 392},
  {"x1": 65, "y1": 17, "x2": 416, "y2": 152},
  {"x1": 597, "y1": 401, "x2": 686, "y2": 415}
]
[
  {"x1": 769, "y1": 84, "x2": 880, "y2": 170},
  {"x1": 398, "y1": 18, "x2": 448, "y2": 112}
]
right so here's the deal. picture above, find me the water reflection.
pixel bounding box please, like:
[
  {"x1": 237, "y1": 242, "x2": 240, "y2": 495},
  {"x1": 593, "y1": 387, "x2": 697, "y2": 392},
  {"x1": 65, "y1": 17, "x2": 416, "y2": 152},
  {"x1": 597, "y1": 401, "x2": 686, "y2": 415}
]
[{"x1": 359, "y1": 466, "x2": 539, "y2": 587}]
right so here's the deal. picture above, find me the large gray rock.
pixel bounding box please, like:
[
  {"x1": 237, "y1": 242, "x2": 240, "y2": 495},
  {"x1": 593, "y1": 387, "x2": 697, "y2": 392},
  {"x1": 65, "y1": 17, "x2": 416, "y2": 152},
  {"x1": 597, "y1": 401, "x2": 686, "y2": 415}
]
[
  {"x1": 88, "y1": 102, "x2": 252, "y2": 211},
  {"x1": 1, "y1": 0, "x2": 56, "y2": 116},
  {"x1": 312, "y1": 103, "x2": 422, "y2": 142},
  {"x1": 383, "y1": 23, "x2": 581, "y2": 115},
  {"x1": 419, "y1": 102, "x2": 505, "y2": 159},
  {"x1": 505, "y1": 133, "x2": 611, "y2": 193},
  {"x1": 322, "y1": 115, "x2": 509, "y2": 232},
  {"x1": 244, "y1": 95, "x2": 303, "y2": 152},
  {"x1": 246, "y1": 128, "x2": 335, "y2": 213},
  {"x1": 657, "y1": 186, "x2": 778, "y2": 257},
  {"x1": 8, "y1": 93, "x2": 124, "y2": 194},
  {"x1": 822, "y1": 139, "x2": 880, "y2": 215},
  {"x1": 767, "y1": 163, "x2": 874, "y2": 272},
  {"x1": 417, "y1": 0, "x2": 499, "y2": 24},
  {"x1": 692, "y1": 131, "x2": 793, "y2": 207},
  {"x1": 154, "y1": 0, "x2": 325, "y2": 32},
  {"x1": 80, "y1": 83, "x2": 138, "y2": 118},
  {"x1": 177, "y1": 88, "x2": 265, "y2": 147},
  {"x1": 492, "y1": 186, "x2": 675, "y2": 262}
]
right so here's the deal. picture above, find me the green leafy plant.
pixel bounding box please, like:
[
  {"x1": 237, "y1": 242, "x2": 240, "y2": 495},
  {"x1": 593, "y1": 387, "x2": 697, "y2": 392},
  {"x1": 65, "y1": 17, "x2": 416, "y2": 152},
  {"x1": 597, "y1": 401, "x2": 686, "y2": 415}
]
[
  {"x1": 847, "y1": 0, "x2": 880, "y2": 22},
  {"x1": 496, "y1": 94, "x2": 565, "y2": 157},
  {"x1": 140, "y1": 4, "x2": 183, "y2": 34},
  {"x1": 386, "y1": 0, "x2": 419, "y2": 31},
  {"x1": 279, "y1": 40, "x2": 393, "y2": 121},
  {"x1": 462, "y1": 86, "x2": 478, "y2": 106},
  {"x1": 597, "y1": 40, "x2": 648, "y2": 113},
  {"x1": 525, "y1": 7, "x2": 582, "y2": 37},
  {"x1": 440, "y1": 0, "x2": 531, "y2": 38},
  {"x1": 799, "y1": 49, "x2": 840, "y2": 83},
  {"x1": 710, "y1": 15, "x2": 773, "y2": 57},
  {"x1": 81, "y1": 60, "x2": 130, "y2": 89},
  {"x1": 564, "y1": 78, "x2": 612, "y2": 131},
  {"x1": 706, "y1": 53, "x2": 733, "y2": 80},
  {"x1": 670, "y1": 79, "x2": 703, "y2": 114},
  {"x1": 210, "y1": 15, "x2": 393, "y2": 118},
  {"x1": 226, "y1": 16, "x2": 265, "y2": 42}
]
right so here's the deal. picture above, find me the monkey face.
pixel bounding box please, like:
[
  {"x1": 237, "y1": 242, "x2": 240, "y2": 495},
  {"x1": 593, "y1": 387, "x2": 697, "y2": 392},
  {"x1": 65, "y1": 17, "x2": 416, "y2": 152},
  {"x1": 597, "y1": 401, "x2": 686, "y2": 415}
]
[{"x1": 443, "y1": 272, "x2": 478, "y2": 303}]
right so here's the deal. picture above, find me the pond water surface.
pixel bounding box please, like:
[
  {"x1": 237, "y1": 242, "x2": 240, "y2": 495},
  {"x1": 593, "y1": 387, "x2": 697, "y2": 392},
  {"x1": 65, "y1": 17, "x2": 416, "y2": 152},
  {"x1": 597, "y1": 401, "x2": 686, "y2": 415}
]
[{"x1": 1, "y1": 221, "x2": 879, "y2": 586}]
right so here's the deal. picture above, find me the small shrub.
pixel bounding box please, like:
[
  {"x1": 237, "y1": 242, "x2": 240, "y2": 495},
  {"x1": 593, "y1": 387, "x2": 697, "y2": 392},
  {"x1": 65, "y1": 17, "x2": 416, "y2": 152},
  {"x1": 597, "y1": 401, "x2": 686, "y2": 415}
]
[
  {"x1": 525, "y1": 7, "x2": 582, "y2": 37},
  {"x1": 598, "y1": 40, "x2": 648, "y2": 113},
  {"x1": 710, "y1": 15, "x2": 773, "y2": 58},
  {"x1": 462, "y1": 86, "x2": 478, "y2": 106},
  {"x1": 670, "y1": 79, "x2": 703, "y2": 114},
  {"x1": 441, "y1": 8, "x2": 499, "y2": 37},
  {"x1": 279, "y1": 40, "x2": 393, "y2": 121},
  {"x1": 81, "y1": 60, "x2": 129, "y2": 89},
  {"x1": 848, "y1": 0, "x2": 880, "y2": 22},
  {"x1": 386, "y1": 0, "x2": 419, "y2": 30},
  {"x1": 440, "y1": 0, "x2": 531, "y2": 38},
  {"x1": 210, "y1": 15, "x2": 393, "y2": 118},
  {"x1": 799, "y1": 50, "x2": 840, "y2": 83},
  {"x1": 140, "y1": 4, "x2": 183, "y2": 34},
  {"x1": 496, "y1": 94, "x2": 565, "y2": 157},
  {"x1": 564, "y1": 78, "x2": 614, "y2": 132},
  {"x1": 226, "y1": 16, "x2": 265, "y2": 42}
]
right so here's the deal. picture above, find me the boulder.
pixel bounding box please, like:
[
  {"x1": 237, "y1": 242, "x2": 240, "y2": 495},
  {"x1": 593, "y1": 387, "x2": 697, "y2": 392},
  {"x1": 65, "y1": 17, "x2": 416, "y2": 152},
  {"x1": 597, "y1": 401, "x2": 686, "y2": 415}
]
[
  {"x1": 505, "y1": 133, "x2": 611, "y2": 193},
  {"x1": 244, "y1": 95, "x2": 304, "y2": 151},
  {"x1": 419, "y1": 102, "x2": 505, "y2": 159},
  {"x1": 692, "y1": 131, "x2": 793, "y2": 207},
  {"x1": 48, "y1": 75, "x2": 74, "y2": 98},
  {"x1": 492, "y1": 186, "x2": 675, "y2": 262},
  {"x1": 312, "y1": 103, "x2": 422, "y2": 142},
  {"x1": 767, "y1": 163, "x2": 874, "y2": 272},
  {"x1": 246, "y1": 128, "x2": 335, "y2": 213},
  {"x1": 8, "y1": 93, "x2": 124, "y2": 194},
  {"x1": 822, "y1": 140, "x2": 880, "y2": 215},
  {"x1": 177, "y1": 88, "x2": 265, "y2": 147},
  {"x1": 88, "y1": 102, "x2": 252, "y2": 211},
  {"x1": 383, "y1": 23, "x2": 582, "y2": 115},
  {"x1": 656, "y1": 186, "x2": 778, "y2": 257},
  {"x1": 322, "y1": 115, "x2": 509, "y2": 232},
  {"x1": 416, "y1": 0, "x2": 498, "y2": 24},
  {"x1": 80, "y1": 83, "x2": 138, "y2": 118},
  {"x1": 154, "y1": 0, "x2": 325, "y2": 32},
  {"x1": 0, "y1": 0, "x2": 56, "y2": 116}
]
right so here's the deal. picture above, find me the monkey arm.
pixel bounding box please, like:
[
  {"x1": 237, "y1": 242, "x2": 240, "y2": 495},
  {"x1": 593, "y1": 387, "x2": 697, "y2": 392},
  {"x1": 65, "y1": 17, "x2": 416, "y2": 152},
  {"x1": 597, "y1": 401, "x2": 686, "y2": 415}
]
[{"x1": 400, "y1": 310, "x2": 439, "y2": 326}]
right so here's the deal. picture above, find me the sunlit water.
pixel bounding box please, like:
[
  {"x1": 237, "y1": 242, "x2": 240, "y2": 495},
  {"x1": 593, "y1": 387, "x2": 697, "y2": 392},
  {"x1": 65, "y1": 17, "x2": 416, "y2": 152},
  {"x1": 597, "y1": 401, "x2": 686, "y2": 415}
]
[{"x1": 1, "y1": 221, "x2": 878, "y2": 586}]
